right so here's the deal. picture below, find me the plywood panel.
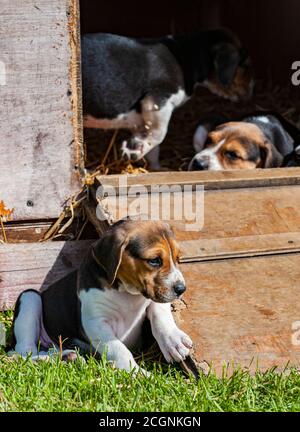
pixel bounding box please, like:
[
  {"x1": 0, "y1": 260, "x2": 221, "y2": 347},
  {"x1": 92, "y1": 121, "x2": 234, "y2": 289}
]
[
  {"x1": 184, "y1": 185, "x2": 300, "y2": 242},
  {"x1": 97, "y1": 168, "x2": 300, "y2": 192},
  {"x1": 0, "y1": 240, "x2": 93, "y2": 309},
  {"x1": 180, "y1": 232, "x2": 300, "y2": 262},
  {"x1": 0, "y1": 0, "x2": 83, "y2": 220},
  {"x1": 96, "y1": 179, "x2": 300, "y2": 244},
  {"x1": 173, "y1": 253, "x2": 300, "y2": 375}
]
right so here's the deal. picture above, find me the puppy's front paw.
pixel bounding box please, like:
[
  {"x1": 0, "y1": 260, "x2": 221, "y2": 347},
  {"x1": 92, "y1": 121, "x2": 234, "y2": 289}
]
[
  {"x1": 121, "y1": 138, "x2": 150, "y2": 161},
  {"x1": 132, "y1": 367, "x2": 152, "y2": 378},
  {"x1": 157, "y1": 329, "x2": 193, "y2": 363}
]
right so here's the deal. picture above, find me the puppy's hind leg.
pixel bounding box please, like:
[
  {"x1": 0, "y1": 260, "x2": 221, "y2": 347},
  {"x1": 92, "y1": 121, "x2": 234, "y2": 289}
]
[{"x1": 11, "y1": 290, "x2": 42, "y2": 357}]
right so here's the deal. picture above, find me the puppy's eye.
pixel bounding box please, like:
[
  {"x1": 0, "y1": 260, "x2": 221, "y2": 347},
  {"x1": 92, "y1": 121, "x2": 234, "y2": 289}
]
[
  {"x1": 225, "y1": 150, "x2": 239, "y2": 161},
  {"x1": 147, "y1": 257, "x2": 162, "y2": 268}
]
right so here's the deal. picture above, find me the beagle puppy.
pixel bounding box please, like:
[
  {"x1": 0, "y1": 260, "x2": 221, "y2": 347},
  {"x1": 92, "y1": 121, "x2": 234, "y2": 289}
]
[
  {"x1": 9, "y1": 220, "x2": 192, "y2": 374},
  {"x1": 82, "y1": 29, "x2": 253, "y2": 169},
  {"x1": 189, "y1": 113, "x2": 299, "y2": 171}
]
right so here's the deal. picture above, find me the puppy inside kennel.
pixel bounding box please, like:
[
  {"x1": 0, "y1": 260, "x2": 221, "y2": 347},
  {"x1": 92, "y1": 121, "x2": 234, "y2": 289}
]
[{"x1": 80, "y1": 0, "x2": 300, "y2": 175}]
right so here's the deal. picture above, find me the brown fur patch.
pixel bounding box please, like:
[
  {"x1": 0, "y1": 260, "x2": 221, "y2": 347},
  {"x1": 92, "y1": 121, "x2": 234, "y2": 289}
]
[
  {"x1": 208, "y1": 122, "x2": 269, "y2": 169},
  {"x1": 114, "y1": 220, "x2": 182, "y2": 302}
]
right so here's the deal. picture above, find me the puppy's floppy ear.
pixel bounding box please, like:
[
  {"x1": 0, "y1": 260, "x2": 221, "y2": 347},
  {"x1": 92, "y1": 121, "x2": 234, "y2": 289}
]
[
  {"x1": 92, "y1": 227, "x2": 129, "y2": 285},
  {"x1": 213, "y1": 43, "x2": 240, "y2": 87},
  {"x1": 259, "y1": 140, "x2": 284, "y2": 168}
]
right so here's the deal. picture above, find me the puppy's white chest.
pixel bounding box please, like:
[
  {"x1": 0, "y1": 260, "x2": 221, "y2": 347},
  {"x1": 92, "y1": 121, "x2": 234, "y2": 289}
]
[{"x1": 79, "y1": 288, "x2": 151, "y2": 348}]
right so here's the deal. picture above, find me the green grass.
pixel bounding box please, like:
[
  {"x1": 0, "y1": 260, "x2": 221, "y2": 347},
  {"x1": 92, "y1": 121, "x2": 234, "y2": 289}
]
[{"x1": 0, "y1": 312, "x2": 300, "y2": 412}]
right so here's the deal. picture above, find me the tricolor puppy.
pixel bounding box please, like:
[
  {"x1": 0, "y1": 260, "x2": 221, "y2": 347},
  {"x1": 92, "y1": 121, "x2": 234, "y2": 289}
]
[
  {"x1": 189, "y1": 113, "x2": 298, "y2": 171},
  {"x1": 9, "y1": 220, "x2": 192, "y2": 373},
  {"x1": 82, "y1": 29, "x2": 253, "y2": 169}
]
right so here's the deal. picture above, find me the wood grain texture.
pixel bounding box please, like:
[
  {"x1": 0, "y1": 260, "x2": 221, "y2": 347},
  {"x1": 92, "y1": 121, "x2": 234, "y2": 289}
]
[
  {"x1": 0, "y1": 220, "x2": 56, "y2": 243},
  {"x1": 173, "y1": 253, "x2": 300, "y2": 375},
  {"x1": 0, "y1": 0, "x2": 83, "y2": 220},
  {"x1": 96, "y1": 168, "x2": 300, "y2": 194},
  {"x1": 96, "y1": 183, "x2": 300, "y2": 243},
  {"x1": 0, "y1": 240, "x2": 93, "y2": 309},
  {"x1": 180, "y1": 232, "x2": 300, "y2": 262}
]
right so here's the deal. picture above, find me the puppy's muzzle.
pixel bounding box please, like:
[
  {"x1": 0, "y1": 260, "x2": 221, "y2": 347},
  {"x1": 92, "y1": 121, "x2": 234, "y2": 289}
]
[
  {"x1": 173, "y1": 281, "x2": 186, "y2": 296},
  {"x1": 189, "y1": 156, "x2": 209, "y2": 171}
]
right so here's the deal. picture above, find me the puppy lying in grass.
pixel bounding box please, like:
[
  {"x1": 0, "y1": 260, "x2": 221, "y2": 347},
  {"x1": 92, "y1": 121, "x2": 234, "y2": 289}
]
[{"x1": 8, "y1": 220, "x2": 193, "y2": 375}]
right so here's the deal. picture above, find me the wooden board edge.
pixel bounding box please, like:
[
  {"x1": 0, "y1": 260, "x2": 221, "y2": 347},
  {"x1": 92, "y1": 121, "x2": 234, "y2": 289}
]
[
  {"x1": 0, "y1": 220, "x2": 57, "y2": 243},
  {"x1": 96, "y1": 168, "x2": 300, "y2": 194},
  {"x1": 179, "y1": 232, "x2": 300, "y2": 262},
  {"x1": 0, "y1": 239, "x2": 94, "y2": 309},
  {"x1": 68, "y1": 0, "x2": 85, "y2": 185}
]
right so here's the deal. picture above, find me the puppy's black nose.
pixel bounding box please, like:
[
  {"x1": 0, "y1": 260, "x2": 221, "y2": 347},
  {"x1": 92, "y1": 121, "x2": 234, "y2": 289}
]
[
  {"x1": 192, "y1": 158, "x2": 208, "y2": 171},
  {"x1": 173, "y1": 282, "x2": 186, "y2": 296}
]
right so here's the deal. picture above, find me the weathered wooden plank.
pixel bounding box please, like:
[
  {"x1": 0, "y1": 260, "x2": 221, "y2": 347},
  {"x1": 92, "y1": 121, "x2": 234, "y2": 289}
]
[
  {"x1": 0, "y1": 240, "x2": 93, "y2": 309},
  {"x1": 96, "y1": 167, "x2": 300, "y2": 194},
  {"x1": 96, "y1": 184, "x2": 300, "y2": 243},
  {"x1": 180, "y1": 185, "x2": 300, "y2": 242},
  {"x1": 180, "y1": 232, "x2": 300, "y2": 262},
  {"x1": 173, "y1": 253, "x2": 300, "y2": 375},
  {"x1": 0, "y1": 220, "x2": 57, "y2": 243},
  {"x1": 69, "y1": 0, "x2": 84, "y2": 179},
  {"x1": 0, "y1": 0, "x2": 83, "y2": 221}
]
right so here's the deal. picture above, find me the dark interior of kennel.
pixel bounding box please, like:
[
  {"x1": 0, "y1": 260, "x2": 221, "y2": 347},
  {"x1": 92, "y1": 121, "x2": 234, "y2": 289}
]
[{"x1": 80, "y1": 0, "x2": 300, "y2": 172}]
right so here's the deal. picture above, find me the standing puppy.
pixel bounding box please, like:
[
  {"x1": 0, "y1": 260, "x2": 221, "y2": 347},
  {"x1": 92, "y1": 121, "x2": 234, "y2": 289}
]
[
  {"x1": 10, "y1": 220, "x2": 192, "y2": 373},
  {"x1": 82, "y1": 29, "x2": 253, "y2": 169}
]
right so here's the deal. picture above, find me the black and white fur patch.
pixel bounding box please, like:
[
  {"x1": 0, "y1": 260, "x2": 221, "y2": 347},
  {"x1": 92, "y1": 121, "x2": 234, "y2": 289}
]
[{"x1": 243, "y1": 114, "x2": 296, "y2": 158}]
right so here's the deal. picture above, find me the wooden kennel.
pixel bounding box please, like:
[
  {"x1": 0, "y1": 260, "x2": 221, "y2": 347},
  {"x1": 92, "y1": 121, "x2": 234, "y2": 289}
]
[{"x1": 1, "y1": 0, "x2": 300, "y2": 375}]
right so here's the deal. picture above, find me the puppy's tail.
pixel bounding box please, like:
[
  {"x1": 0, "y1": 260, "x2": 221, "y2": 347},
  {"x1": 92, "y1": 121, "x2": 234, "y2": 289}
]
[{"x1": 193, "y1": 115, "x2": 228, "y2": 153}]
